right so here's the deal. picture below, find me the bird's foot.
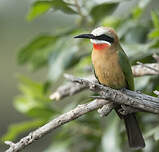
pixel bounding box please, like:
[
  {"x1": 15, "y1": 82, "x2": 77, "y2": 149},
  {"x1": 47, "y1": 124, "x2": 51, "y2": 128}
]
[
  {"x1": 118, "y1": 105, "x2": 138, "y2": 115},
  {"x1": 118, "y1": 106, "x2": 128, "y2": 116},
  {"x1": 120, "y1": 88, "x2": 126, "y2": 92}
]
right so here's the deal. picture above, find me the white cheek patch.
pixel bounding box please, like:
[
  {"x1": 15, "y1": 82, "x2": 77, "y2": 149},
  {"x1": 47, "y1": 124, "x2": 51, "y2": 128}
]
[{"x1": 90, "y1": 39, "x2": 111, "y2": 46}]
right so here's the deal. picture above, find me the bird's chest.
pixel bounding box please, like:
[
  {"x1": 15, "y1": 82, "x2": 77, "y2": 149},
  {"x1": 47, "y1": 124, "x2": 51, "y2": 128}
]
[{"x1": 92, "y1": 49, "x2": 126, "y2": 89}]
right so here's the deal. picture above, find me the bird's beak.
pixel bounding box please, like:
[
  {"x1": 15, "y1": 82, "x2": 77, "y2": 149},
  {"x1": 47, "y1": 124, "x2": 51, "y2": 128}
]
[
  {"x1": 74, "y1": 34, "x2": 95, "y2": 39},
  {"x1": 74, "y1": 33, "x2": 114, "y2": 44}
]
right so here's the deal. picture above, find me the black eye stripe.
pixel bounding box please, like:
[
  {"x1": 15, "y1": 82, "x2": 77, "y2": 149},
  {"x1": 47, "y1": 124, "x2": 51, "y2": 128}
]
[
  {"x1": 74, "y1": 33, "x2": 114, "y2": 43},
  {"x1": 95, "y1": 34, "x2": 114, "y2": 43}
]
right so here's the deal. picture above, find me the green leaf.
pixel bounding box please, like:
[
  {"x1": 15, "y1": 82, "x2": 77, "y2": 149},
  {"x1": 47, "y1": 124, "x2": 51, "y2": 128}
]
[
  {"x1": 90, "y1": 2, "x2": 118, "y2": 23},
  {"x1": 17, "y1": 35, "x2": 57, "y2": 71},
  {"x1": 48, "y1": 37, "x2": 79, "y2": 81},
  {"x1": 132, "y1": 6, "x2": 142, "y2": 19},
  {"x1": 14, "y1": 76, "x2": 56, "y2": 118},
  {"x1": 132, "y1": 0, "x2": 151, "y2": 19},
  {"x1": 123, "y1": 25, "x2": 148, "y2": 43},
  {"x1": 50, "y1": 0, "x2": 77, "y2": 14},
  {"x1": 17, "y1": 75, "x2": 51, "y2": 100},
  {"x1": 122, "y1": 43, "x2": 158, "y2": 64},
  {"x1": 27, "y1": 0, "x2": 77, "y2": 21},
  {"x1": 27, "y1": 107, "x2": 55, "y2": 118},
  {"x1": 14, "y1": 96, "x2": 55, "y2": 119},
  {"x1": 148, "y1": 11, "x2": 159, "y2": 40},
  {"x1": 27, "y1": 1, "x2": 51, "y2": 21},
  {"x1": 148, "y1": 29, "x2": 159, "y2": 38},
  {"x1": 102, "y1": 16, "x2": 122, "y2": 29},
  {"x1": 151, "y1": 11, "x2": 159, "y2": 29},
  {"x1": 149, "y1": 39, "x2": 159, "y2": 48},
  {"x1": 2, "y1": 119, "x2": 45, "y2": 141}
]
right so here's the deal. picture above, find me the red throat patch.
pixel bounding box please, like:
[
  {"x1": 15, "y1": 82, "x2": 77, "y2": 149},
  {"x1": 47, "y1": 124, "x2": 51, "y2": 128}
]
[{"x1": 93, "y1": 43, "x2": 110, "y2": 50}]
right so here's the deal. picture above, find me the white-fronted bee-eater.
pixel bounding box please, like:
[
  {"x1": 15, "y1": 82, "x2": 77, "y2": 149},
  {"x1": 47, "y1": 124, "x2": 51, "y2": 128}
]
[{"x1": 74, "y1": 26, "x2": 145, "y2": 149}]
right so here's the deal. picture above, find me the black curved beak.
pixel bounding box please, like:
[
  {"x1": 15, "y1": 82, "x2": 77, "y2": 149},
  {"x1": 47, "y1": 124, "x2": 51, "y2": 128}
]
[
  {"x1": 74, "y1": 34, "x2": 95, "y2": 39},
  {"x1": 74, "y1": 33, "x2": 114, "y2": 43}
]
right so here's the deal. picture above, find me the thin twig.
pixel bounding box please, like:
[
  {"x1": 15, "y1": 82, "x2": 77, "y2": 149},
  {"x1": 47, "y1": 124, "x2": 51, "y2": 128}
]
[
  {"x1": 154, "y1": 90, "x2": 159, "y2": 97},
  {"x1": 5, "y1": 99, "x2": 109, "y2": 152},
  {"x1": 50, "y1": 75, "x2": 97, "y2": 100},
  {"x1": 74, "y1": 0, "x2": 84, "y2": 17},
  {"x1": 153, "y1": 53, "x2": 159, "y2": 62},
  {"x1": 136, "y1": 61, "x2": 159, "y2": 73}
]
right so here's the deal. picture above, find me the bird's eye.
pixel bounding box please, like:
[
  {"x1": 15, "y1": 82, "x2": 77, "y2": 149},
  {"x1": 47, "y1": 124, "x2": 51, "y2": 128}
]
[{"x1": 95, "y1": 34, "x2": 114, "y2": 43}]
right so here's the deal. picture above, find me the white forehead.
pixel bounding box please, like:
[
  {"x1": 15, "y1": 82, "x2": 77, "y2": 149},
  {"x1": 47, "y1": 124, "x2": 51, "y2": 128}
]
[{"x1": 91, "y1": 27, "x2": 109, "y2": 36}]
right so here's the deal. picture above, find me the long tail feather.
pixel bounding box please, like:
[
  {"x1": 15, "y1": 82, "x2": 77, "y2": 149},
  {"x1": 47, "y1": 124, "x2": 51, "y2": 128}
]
[{"x1": 124, "y1": 113, "x2": 145, "y2": 149}]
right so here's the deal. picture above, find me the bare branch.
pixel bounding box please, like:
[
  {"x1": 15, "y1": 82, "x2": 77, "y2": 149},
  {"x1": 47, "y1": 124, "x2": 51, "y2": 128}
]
[
  {"x1": 136, "y1": 62, "x2": 159, "y2": 74},
  {"x1": 64, "y1": 74, "x2": 159, "y2": 114},
  {"x1": 5, "y1": 99, "x2": 109, "y2": 152},
  {"x1": 50, "y1": 75, "x2": 97, "y2": 100},
  {"x1": 50, "y1": 63, "x2": 159, "y2": 101}
]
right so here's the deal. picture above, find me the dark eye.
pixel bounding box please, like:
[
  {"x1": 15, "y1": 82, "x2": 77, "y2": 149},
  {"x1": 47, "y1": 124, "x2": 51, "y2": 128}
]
[{"x1": 95, "y1": 34, "x2": 114, "y2": 43}]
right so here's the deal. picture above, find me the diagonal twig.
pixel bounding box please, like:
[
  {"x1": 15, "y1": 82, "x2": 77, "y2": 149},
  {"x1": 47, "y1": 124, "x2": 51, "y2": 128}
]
[
  {"x1": 4, "y1": 99, "x2": 109, "y2": 152},
  {"x1": 137, "y1": 61, "x2": 159, "y2": 73}
]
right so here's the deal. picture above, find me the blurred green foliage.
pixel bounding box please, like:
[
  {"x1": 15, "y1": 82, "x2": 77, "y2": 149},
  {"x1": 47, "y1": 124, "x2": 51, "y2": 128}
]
[
  {"x1": 27, "y1": 0, "x2": 77, "y2": 21},
  {"x1": 2, "y1": 0, "x2": 159, "y2": 152},
  {"x1": 17, "y1": 35, "x2": 57, "y2": 70},
  {"x1": 90, "y1": 2, "x2": 118, "y2": 23}
]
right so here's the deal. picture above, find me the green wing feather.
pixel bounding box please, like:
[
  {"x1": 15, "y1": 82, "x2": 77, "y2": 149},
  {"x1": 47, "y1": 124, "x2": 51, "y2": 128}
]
[
  {"x1": 118, "y1": 46, "x2": 134, "y2": 91},
  {"x1": 92, "y1": 66, "x2": 100, "y2": 83}
]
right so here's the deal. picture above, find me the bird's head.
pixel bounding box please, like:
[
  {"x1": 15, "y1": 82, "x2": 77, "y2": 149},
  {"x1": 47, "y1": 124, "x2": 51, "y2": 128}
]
[{"x1": 74, "y1": 26, "x2": 119, "y2": 50}]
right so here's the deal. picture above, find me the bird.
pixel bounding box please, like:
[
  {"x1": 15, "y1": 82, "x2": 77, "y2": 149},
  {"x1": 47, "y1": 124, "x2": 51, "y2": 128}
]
[{"x1": 74, "y1": 26, "x2": 145, "y2": 149}]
